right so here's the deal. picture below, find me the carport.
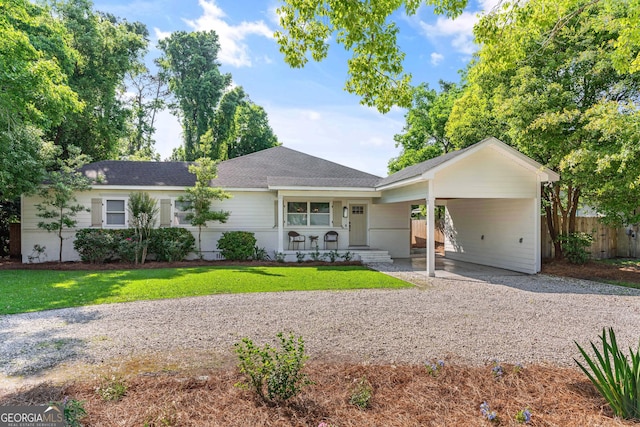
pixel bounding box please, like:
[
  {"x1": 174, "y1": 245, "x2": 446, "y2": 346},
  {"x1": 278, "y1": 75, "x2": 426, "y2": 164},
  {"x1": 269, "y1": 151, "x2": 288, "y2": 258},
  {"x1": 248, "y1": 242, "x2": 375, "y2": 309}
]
[{"x1": 375, "y1": 138, "x2": 560, "y2": 276}]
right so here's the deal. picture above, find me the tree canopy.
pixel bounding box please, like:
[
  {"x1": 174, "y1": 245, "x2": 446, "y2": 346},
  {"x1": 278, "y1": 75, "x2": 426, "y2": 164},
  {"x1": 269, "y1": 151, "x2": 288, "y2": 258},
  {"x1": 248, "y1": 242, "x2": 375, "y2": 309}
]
[
  {"x1": 388, "y1": 81, "x2": 461, "y2": 173},
  {"x1": 446, "y1": 0, "x2": 640, "y2": 256},
  {"x1": 45, "y1": 0, "x2": 149, "y2": 161},
  {"x1": 157, "y1": 30, "x2": 232, "y2": 161},
  {"x1": 275, "y1": 0, "x2": 469, "y2": 113}
]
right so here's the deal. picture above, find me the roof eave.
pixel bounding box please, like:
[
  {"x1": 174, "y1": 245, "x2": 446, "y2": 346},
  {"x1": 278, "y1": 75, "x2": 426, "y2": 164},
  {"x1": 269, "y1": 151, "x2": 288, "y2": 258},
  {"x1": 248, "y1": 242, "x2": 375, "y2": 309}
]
[
  {"x1": 268, "y1": 185, "x2": 379, "y2": 192},
  {"x1": 375, "y1": 175, "x2": 425, "y2": 191}
]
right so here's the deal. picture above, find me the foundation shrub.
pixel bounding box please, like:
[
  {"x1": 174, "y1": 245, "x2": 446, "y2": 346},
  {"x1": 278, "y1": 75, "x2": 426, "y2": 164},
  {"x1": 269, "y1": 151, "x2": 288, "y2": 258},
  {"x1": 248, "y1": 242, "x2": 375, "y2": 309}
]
[{"x1": 217, "y1": 231, "x2": 256, "y2": 261}]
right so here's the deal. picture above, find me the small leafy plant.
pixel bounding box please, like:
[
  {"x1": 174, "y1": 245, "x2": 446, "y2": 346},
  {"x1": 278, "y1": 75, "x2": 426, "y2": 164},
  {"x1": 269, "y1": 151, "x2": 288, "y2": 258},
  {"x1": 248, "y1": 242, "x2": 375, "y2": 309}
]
[
  {"x1": 309, "y1": 247, "x2": 323, "y2": 261},
  {"x1": 325, "y1": 249, "x2": 340, "y2": 262},
  {"x1": 515, "y1": 408, "x2": 532, "y2": 424},
  {"x1": 296, "y1": 251, "x2": 306, "y2": 263},
  {"x1": 574, "y1": 327, "x2": 640, "y2": 419},
  {"x1": 425, "y1": 359, "x2": 445, "y2": 377},
  {"x1": 341, "y1": 251, "x2": 353, "y2": 261},
  {"x1": 96, "y1": 375, "x2": 127, "y2": 401},
  {"x1": 51, "y1": 397, "x2": 86, "y2": 427},
  {"x1": 349, "y1": 375, "x2": 373, "y2": 409},
  {"x1": 234, "y1": 332, "x2": 313, "y2": 404},
  {"x1": 273, "y1": 251, "x2": 286, "y2": 263},
  {"x1": 480, "y1": 401, "x2": 499, "y2": 423},
  {"x1": 253, "y1": 246, "x2": 270, "y2": 261},
  {"x1": 27, "y1": 244, "x2": 47, "y2": 263},
  {"x1": 559, "y1": 232, "x2": 593, "y2": 264},
  {"x1": 492, "y1": 360, "x2": 504, "y2": 379}
]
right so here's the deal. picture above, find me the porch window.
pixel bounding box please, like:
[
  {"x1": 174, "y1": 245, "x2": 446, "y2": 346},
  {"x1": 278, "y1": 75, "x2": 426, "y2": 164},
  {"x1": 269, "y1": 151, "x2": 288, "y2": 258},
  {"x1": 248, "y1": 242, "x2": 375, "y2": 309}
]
[
  {"x1": 287, "y1": 202, "x2": 307, "y2": 226},
  {"x1": 105, "y1": 199, "x2": 126, "y2": 226},
  {"x1": 287, "y1": 201, "x2": 330, "y2": 226},
  {"x1": 310, "y1": 202, "x2": 330, "y2": 225}
]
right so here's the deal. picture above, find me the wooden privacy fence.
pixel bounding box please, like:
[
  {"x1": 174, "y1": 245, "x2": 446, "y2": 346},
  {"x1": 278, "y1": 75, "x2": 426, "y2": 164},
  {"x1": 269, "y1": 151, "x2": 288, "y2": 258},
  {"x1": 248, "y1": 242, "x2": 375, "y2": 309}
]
[
  {"x1": 411, "y1": 219, "x2": 444, "y2": 248},
  {"x1": 540, "y1": 216, "x2": 620, "y2": 260}
]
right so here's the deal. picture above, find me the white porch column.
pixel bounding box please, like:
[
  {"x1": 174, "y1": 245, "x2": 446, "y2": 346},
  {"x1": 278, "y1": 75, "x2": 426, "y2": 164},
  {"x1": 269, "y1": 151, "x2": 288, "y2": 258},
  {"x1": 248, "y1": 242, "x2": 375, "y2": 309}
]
[
  {"x1": 277, "y1": 193, "x2": 284, "y2": 252},
  {"x1": 426, "y1": 180, "x2": 436, "y2": 277}
]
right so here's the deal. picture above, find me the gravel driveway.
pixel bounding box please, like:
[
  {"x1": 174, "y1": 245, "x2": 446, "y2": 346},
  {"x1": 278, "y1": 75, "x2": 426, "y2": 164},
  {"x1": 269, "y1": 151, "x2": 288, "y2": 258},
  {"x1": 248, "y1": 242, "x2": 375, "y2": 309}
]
[{"x1": 1, "y1": 267, "x2": 640, "y2": 382}]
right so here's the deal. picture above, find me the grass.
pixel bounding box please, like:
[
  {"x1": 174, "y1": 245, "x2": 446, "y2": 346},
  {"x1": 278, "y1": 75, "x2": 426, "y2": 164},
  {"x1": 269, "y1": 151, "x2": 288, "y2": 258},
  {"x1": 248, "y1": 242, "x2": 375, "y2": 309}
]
[{"x1": 0, "y1": 266, "x2": 410, "y2": 315}]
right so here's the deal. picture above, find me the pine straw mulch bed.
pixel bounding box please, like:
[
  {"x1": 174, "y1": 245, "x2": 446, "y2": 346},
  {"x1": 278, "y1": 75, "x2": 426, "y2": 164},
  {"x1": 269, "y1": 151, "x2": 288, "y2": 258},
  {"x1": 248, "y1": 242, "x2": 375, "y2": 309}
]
[
  {"x1": 541, "y1": 259, "x2": 640, "y2": 286},
  {"x1": 2, "y1": 362, "x2": 637, "y2": 426}
]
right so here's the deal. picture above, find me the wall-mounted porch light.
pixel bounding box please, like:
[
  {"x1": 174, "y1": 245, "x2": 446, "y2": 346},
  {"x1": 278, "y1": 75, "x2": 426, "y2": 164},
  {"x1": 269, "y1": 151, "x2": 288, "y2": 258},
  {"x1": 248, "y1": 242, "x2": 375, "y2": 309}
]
[{"x1": 343, "y1": 206, "x2": 349, "y2": 218}]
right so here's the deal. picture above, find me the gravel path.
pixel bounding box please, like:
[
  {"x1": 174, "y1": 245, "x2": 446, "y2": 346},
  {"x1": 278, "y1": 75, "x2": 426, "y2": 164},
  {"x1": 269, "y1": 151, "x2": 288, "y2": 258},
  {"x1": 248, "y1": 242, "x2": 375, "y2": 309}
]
[{"x1": 1, "y1": 267, "x2": 640, "y2": 382}]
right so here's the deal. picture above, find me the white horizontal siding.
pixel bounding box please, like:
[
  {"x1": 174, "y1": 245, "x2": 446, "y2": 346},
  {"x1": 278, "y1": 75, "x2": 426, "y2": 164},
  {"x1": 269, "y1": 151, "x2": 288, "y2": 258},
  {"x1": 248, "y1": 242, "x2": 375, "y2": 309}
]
[
  {"x1": 444, "y1": 198, "x2": 537, "y2": 274},
  {"x1": 369, "y1": 202, "x2": 410, "y2": 257},
  {"x1": 434, "y1": 148, "x2": 537, "y2": 198}
]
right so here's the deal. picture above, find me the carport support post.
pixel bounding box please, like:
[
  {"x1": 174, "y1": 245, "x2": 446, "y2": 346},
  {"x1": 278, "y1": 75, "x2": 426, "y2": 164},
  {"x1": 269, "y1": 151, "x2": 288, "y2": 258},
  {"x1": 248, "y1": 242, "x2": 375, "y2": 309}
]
[{"x1": 426, "y1": 182, "x2": 436, "y2": 277}]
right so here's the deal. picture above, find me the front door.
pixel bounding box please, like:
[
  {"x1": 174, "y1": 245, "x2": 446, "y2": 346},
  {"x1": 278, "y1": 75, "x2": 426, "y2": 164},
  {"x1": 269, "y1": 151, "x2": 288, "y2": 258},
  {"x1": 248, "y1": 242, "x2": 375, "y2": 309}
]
[{"x1": 349, "y1": 204, "x2": 367, "y2": 246}]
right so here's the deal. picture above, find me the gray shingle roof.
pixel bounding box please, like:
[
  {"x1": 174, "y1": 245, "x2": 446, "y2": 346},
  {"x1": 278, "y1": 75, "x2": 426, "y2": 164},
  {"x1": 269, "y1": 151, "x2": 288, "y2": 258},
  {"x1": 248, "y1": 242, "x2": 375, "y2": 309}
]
[
  {"x1": 79, "y1": 161, "x2": 195, "y2": 186},
  {"x1": 80, "y1": 146, "x2": 382, "y2": 189},
  {"x1": 211, "y1": 146, "x2": 381, "y2": 188}
]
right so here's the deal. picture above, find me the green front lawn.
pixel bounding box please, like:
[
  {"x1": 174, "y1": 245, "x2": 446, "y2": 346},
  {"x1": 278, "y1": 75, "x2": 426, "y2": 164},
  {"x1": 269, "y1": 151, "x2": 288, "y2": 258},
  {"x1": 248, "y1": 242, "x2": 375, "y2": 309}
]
[{"x1": 0, "y1": 266, "x2": 411, "y2": 315}]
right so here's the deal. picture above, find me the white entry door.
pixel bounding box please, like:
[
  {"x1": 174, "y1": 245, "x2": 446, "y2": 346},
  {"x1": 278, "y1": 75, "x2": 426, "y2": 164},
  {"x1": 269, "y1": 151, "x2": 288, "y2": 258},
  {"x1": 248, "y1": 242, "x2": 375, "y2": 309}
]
[{"x1": 349, "y1": 204, "x2": 367, "y2": 246}]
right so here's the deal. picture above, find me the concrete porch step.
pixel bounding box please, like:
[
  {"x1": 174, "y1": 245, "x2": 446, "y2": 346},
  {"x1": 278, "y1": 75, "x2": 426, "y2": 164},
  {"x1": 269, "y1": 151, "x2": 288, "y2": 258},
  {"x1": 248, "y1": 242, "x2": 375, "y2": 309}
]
[{"x1": 350, "y1": 250, "x2": 393, "y2": 264}]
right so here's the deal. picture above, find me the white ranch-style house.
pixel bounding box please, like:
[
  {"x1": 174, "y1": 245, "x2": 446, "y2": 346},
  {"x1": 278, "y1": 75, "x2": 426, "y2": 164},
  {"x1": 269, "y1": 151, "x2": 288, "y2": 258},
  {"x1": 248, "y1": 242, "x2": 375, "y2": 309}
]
[{"x1": 21, "y1": 137, "x2": 559, "y2": 274}]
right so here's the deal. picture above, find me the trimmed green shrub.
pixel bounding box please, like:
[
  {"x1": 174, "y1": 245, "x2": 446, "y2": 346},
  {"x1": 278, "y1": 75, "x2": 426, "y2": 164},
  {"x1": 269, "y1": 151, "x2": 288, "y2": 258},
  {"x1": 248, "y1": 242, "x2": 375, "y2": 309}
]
[
  {"x1": 217, "y1": 231, "x2": 256, "y2": 261},
  {"x1": 74, "y1": 227, "x2": 194, "y2": 263},
  {"x1": 73, "y1": 229, "x2": 116, "y2": 263},
  {"x1": 559, "y1": 232, "x2": 593, "y2": 264},
  {"x1": 148, "y1": 228, "x2": 195, "y2": 262},
  {"x1": 575, "y1": 328, "x2": 640, "y2": 420},
  {"x1": 234, "y1": 332, "x2": 312, "y2": 403}
]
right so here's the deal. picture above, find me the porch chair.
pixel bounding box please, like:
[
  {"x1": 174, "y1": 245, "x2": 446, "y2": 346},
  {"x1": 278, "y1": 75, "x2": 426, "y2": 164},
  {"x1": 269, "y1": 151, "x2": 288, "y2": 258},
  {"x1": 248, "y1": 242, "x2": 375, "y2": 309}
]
[
  {"x1": 288, "y1": 231, "x2": 306, "y2": 250},
  {"x1": 324, "y1": 231, "x2": 339, "y2": 250}
]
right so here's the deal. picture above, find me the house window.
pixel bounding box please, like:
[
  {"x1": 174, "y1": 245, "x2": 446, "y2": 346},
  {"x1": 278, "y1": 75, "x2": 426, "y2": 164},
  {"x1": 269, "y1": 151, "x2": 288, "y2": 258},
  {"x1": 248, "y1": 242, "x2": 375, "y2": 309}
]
[
  {"x1": 310, "y1": 202, "x2": 330, "y2": 225},
  {"x1": 174, "y1": 200, "x2": 192, "y2": 226},
  {"x1": 105, "y1": 199, "x2": 126, "y2": 226},
  {"x1": 287, "y1": 201, "x2": 330, "y2": 226}
]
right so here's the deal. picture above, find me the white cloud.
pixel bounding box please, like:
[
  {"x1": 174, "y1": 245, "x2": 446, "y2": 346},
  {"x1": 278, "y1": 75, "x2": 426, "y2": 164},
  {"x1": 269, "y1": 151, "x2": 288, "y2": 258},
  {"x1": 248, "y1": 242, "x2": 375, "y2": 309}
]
[
  {"x1": 430, "y1": 52, "x2": 444, "y2": 65},
  {"x1": 184, "y1": 0, "x2": 274, "y2": 67},
  {"x1": 154, "y1": 27, "x2": 172, "y2": 41},
  {"x1": 420, "y1": 12, "x2": 478, "y2": 55},
  {"x1": 477, "y1": 0, "x2": 503, "y2": 13}
]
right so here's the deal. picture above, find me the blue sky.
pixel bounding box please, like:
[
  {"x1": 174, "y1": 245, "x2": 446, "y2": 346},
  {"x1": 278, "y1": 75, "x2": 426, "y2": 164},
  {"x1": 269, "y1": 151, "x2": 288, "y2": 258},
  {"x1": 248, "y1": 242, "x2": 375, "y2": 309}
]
[{"x1": 95, "y1": 0, "x2": 498, "y2": 177}]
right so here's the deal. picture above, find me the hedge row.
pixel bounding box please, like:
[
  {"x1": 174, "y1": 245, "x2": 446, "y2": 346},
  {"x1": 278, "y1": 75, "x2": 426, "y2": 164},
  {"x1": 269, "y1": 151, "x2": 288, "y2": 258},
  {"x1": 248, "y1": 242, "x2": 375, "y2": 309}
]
[{"x1": 73, "y1": 228, "x2": 195, "y2": 264}]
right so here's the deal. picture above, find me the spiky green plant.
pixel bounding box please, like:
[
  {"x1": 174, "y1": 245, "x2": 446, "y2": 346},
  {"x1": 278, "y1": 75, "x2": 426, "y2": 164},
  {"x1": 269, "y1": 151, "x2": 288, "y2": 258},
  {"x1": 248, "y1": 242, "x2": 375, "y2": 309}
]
[{"x1": 574, "y1": 328, "x2": 640, "y2": 420}]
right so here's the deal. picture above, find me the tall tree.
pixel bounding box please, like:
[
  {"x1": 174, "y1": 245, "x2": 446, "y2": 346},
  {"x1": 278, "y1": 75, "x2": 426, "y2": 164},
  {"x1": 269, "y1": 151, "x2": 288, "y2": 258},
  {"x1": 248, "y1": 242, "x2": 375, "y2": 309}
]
[
  {"x1": 0, "y1": 0, "x2": 81, "y2": 199},
  {"x1": 389, "y1": 81, "x2": 461, "y2": 173},
  {"x1": 121, "y1": 70, "x2": 166, "y2": 160},
  {"x1": 46, "y1": 0, "x2": 148, "y2": 161},
  {"x1": 447, "y1": 0, "x2": 640, "y2": 257},
  {"x1": 157, "y1": 30, "x2": 232, "y2": 161},
  {"x1": 209, "y1": 86, "x2": 250, "y2": 160},
  {"x1": 275, "y1": 0, "x2": 469, "y2": 113},
  {"x1": 226, "y1": 103, "x2": 280, "y2": 159}
]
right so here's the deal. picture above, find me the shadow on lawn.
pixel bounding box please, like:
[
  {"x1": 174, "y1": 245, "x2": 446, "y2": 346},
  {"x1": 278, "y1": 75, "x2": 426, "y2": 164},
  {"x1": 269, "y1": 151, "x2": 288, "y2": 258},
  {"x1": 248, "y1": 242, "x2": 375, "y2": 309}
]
[{"x1": 230, "y1": 267, "x2": 284, "y2": 277}]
